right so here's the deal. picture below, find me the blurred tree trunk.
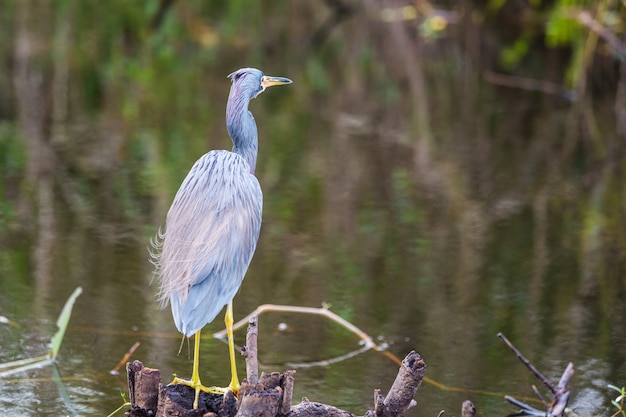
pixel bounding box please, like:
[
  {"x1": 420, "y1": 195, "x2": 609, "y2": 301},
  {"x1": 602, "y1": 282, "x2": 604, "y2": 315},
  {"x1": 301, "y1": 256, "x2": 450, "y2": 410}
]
[
  {"x1": 14, "y1": 0, "x2": 53, "y2": 190},
  {"x1": 616, "y1": 35, "x2": 626, "y2": 141},
  {"x1": 14, "y1": 0, "x2": 56, "y2": 289},
  {"x1": 51, "y1": 0, "x2": 73, "y2": 147}
]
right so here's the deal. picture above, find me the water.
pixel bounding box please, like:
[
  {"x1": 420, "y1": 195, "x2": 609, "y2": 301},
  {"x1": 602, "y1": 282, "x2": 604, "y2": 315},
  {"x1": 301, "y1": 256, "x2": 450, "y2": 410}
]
[
  {"x1": 1, "y1": 115, "x2": 624, "y2": 416},
  {"x1": 1, "y1": 2, "x2": 626, "y2": 415}
]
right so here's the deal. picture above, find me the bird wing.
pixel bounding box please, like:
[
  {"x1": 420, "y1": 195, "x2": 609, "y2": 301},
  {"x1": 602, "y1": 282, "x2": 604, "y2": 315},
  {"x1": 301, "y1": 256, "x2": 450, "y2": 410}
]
[{"x1": 156, "y1": 150, "x2": 262, "y2": 336}]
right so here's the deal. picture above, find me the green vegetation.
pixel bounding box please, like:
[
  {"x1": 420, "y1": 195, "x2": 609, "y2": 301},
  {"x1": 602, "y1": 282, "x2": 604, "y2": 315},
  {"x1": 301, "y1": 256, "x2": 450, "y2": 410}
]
[
  {"x1": 0, "y1": 287, "x2": 82, "y2": 376},
  {"x1": 609, "y1": 384, "x2": 626, "y2": 417}
]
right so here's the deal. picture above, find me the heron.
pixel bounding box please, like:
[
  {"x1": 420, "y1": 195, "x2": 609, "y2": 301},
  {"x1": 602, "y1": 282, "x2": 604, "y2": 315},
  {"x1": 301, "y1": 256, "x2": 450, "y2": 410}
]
[{"x1": 151, "y1": 68, "x2": 292, "y2": 409}]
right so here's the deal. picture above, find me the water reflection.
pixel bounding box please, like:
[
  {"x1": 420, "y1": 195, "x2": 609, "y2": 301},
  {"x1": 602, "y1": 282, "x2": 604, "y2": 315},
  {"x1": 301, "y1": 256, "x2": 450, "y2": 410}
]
[
  {"x1": 1, "y1": 2, "x2": 626, "y2": 416},
  {"x1": 3, "y1": 111, "x2": 625, "y2": 416}
]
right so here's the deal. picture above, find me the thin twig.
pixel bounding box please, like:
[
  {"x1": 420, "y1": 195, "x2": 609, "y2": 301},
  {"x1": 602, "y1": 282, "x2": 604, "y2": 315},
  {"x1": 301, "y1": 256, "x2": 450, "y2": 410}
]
[
  {"x1": 497, "y1": 332, "x2": 556, "y2": 394},
  {"x1": 285, "y1": 345, "x2": 371, "y2": 368},
  {"x1": 111, "y1": 342, "x2": 140, "y2": 375},
  {"x1": 532, "y1": 384, "x2": 548, "y2": 406},
  {"x1": 484, "y1": 71, "x2": 575, "y2": 100},
  {"x1": 504, "y1": 395, "x2": 546, "y2": 416},
  {"x1": 214, "y1": 304, "x2": 380, "y2": 351},
  {"x1": 374, "y1": 389, "x2": 384, "y2": 417},
  {"x1": 575, "y1": 10, "x2": 626, "y2": 58}
]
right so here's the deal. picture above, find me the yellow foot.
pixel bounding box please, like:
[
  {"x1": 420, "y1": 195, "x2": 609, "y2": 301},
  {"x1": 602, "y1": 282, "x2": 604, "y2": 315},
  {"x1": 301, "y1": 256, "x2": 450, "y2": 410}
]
[
  {"x1": 169, "y1": 377, "x2": 238, "y2": 408},
  {"x1": 227, "y1": 380, "x2": 240, "y2": 397}
]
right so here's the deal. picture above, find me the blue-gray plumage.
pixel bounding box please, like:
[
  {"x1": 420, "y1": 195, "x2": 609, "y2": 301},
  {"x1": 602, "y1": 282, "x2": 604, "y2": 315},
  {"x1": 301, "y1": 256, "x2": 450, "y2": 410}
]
[
  {"x1": 151, "y1": 68, "x2": 291, "y2": 408},
  {"x1": 164, "y1": 150, "x2": 262, "y2": 336}
]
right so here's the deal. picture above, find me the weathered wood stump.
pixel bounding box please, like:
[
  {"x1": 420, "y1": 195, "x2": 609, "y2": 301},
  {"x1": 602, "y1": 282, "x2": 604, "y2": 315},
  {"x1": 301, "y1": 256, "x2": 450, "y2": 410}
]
[
  {"x1": 125, "y1": 351, "x2": 425, "y2": 417},
  {"x1": 125, "y1": 317, "x2": 426, "y2": 417}
]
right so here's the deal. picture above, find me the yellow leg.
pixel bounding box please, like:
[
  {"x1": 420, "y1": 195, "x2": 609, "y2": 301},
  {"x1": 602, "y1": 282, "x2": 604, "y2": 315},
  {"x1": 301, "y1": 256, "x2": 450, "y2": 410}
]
[
  {"x1": 169, "y1": 304, "x2": 240, "y2": 408},
  {"x1": 170, "y1": 330, "x2": 226, "y2": 409},
  {"x1": 190, "y1": 330, "x2": 202, "y2": 408},
  {"x1": 225, "y1": 301, "x2": 240, "y2": 394}
]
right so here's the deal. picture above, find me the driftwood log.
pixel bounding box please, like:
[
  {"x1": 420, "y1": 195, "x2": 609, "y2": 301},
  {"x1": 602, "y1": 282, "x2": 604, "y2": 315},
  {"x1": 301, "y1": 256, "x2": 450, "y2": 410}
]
[{"x1": 125, "y1": 316, "x2": 426, "y2": 417}]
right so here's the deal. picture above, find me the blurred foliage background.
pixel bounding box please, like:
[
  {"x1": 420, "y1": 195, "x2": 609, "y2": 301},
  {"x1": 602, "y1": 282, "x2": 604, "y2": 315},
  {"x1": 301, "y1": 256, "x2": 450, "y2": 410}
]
[{"x1": 0, "y1": 0, "x2": 625, "y2": 416}]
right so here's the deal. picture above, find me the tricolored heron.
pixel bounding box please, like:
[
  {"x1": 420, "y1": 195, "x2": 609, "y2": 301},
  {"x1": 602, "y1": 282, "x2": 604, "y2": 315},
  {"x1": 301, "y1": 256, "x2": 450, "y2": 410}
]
[{"x1": 151, "y1": 68, "x2": 292, "y2": 409}]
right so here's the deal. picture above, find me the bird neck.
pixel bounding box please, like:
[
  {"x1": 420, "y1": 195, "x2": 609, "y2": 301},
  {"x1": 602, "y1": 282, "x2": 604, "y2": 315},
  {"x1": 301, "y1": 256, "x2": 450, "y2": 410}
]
[{"x1": 226, "y1": 89, "x2": 259, "y2": 175}]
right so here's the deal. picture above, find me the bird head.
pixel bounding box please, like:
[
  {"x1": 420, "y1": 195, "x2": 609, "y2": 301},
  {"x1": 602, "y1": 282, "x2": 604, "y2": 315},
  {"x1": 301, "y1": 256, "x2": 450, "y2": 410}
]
[{"x1": 227, "y1": 68, "x2": 292, "y2": 100}]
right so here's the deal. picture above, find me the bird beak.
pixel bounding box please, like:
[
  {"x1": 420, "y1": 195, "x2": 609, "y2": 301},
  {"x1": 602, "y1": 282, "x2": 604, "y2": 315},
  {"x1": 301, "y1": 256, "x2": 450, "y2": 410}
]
[{"x1": 260, "y1": 75, "x2": 293, "y2": 90}]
